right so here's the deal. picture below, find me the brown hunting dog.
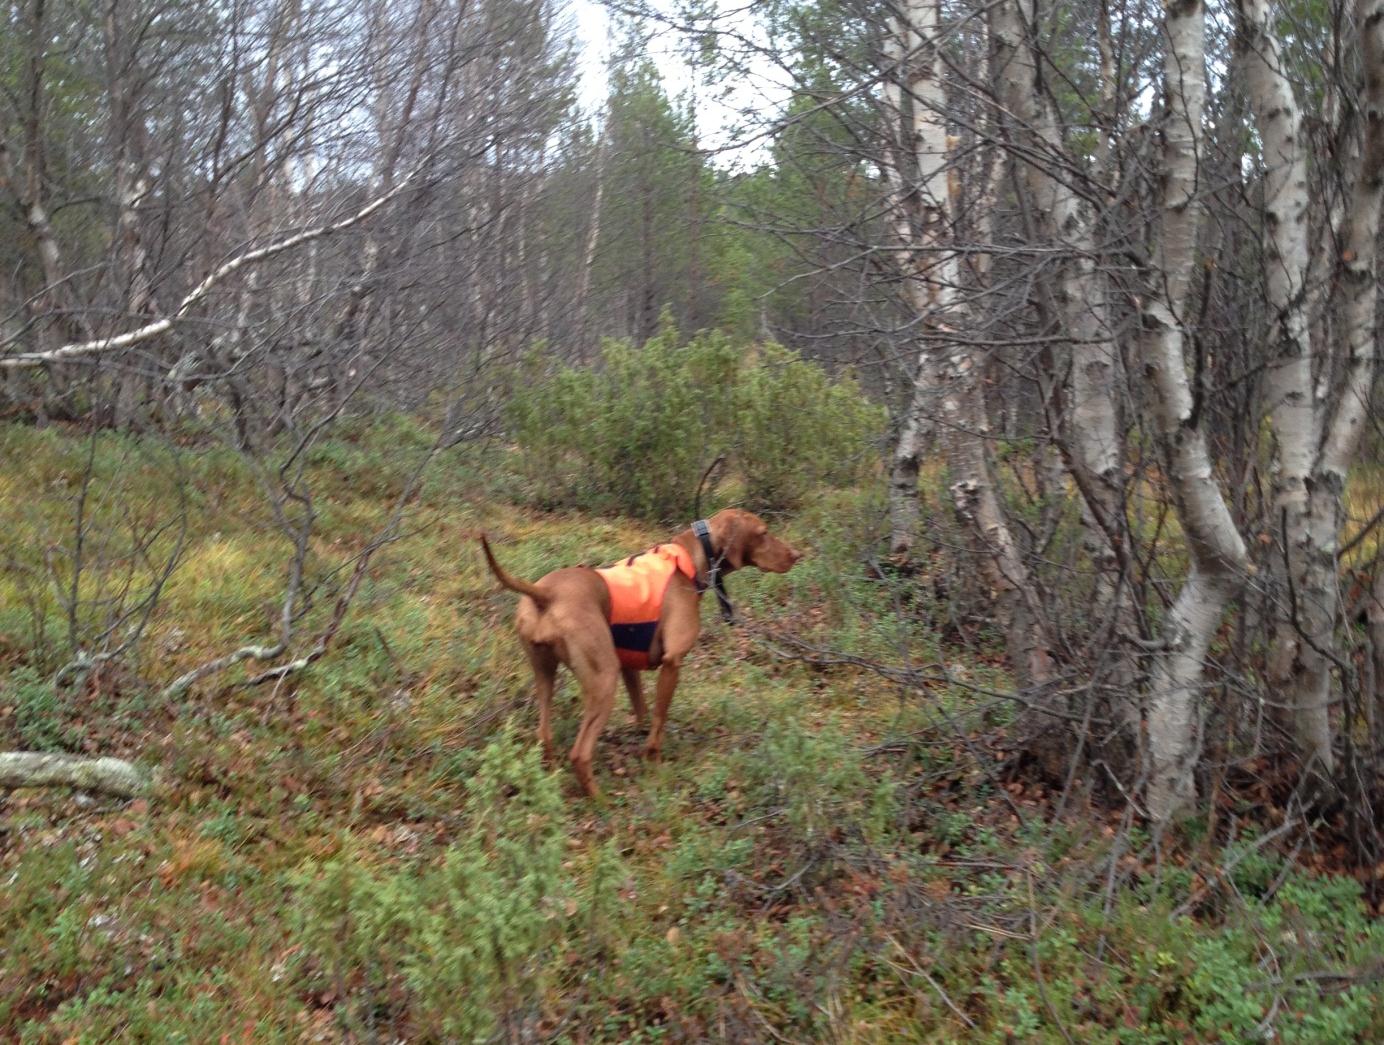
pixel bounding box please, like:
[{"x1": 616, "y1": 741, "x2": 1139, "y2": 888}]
[{"x1": 479, "y1": 509, "x2": 802, "y2": 796}]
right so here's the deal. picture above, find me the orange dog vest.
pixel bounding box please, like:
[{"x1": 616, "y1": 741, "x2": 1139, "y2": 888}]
[{"x1": 595, "y1": 544, "x2": 698, "y2": 669}]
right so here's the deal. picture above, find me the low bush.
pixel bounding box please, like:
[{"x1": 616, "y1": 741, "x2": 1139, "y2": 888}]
[
  {"x1": 735, "y1": 343, "x2": 882, "y2": 510},
  {"x1": 3, "y1": 666, "x2": 79, "y2": 752},
  {"x1": 291, "y1": 729, "x2": 567, "y2": 1039},
  {"x1": 973, "y1": 867, "x2": 1384, "y2": 1042},
  {"x1": 722, "y1": 716, "x2": 898, "y2": 897},
  {"x1": 508, "y1": 316, "x2": 883, "y2": 518}
]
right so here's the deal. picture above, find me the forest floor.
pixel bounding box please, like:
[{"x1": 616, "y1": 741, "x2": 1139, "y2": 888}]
[{"x1": 1, "y1": 418, "x2": 1381, "y2": 1042}]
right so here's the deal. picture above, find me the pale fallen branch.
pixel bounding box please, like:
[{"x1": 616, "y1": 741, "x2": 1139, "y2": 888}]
[
  {"x1": 1, "y1": 172, "x2": 419, "y2": 369},
  {"x1": 0, "y1": 752, "x2": 151, "y2": 798},
  {"x1": 159, "y1": 641, "x2": 287, "y2": 701}
]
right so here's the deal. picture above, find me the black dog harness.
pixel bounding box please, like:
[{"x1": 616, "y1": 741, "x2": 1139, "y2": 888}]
[{"x1": 691, "y1": 518, "x2": 736, "y2": 623}]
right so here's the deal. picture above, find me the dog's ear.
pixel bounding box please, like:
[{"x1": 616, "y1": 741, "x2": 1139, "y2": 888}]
[{"x1": 713, "y1": 509, "x2": 750, "y2": 570}]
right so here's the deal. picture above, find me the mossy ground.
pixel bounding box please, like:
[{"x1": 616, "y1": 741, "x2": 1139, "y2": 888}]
[{"x1": 1, "y1": 420, "x2": 1379, "y2": 1042}]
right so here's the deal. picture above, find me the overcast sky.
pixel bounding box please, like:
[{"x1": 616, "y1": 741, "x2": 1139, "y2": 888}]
[
  {"x1": 565, "y1": 0, "x2": 782, "y2": 166},
  {"x1": 569, "y1": 0, "x2": 614, "y2": 111}
]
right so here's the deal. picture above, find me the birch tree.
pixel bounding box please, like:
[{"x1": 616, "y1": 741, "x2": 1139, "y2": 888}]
[
  {"x1": 988, "y1": 0, "x2": 1127, "y2": 621},
  {"x1": 882, "y1": 0, "x2": 1055, "y2": 691},
  {"x1": 979, "y1": 0, "x2": 1139, "y2": 752},
  {"x1": 1238, "y1": 0, "x2": 1384, "y2": 781},
  {"x1": 1140, "y1": 0, "x2": 1249, "y2": 820},
  {"x1": 884, "y1": 0, "x2": 947, "y2": 557},
  {"x1": 612, "y1": 0, "x2": 1383, "y2": 821}
]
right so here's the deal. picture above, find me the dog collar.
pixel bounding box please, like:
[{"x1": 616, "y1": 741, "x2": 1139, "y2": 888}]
[{"x1": 691, "y1": 518, "x2": 735, "y2": 623}]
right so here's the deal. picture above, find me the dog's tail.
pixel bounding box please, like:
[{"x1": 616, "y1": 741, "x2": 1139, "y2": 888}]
[{"x1": 477, "y1": 533, "x2": 552, "y2": 607}]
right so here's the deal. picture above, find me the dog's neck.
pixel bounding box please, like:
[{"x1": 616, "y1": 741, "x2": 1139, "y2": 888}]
[
  {"x1": 672, "y1": 525, "x2": 733, "y2": 578},
  {"x1": 674, "y1": 521, "x2": 736, "y2": 623}
]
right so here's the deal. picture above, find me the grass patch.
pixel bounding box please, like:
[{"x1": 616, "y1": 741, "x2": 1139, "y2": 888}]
[{"x1": 0, "y1": 420, "x2": 1379, "y2": 1040}]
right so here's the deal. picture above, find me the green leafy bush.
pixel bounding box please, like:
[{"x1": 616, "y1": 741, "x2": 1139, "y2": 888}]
[
  {"x1": 291, "y1": 729, "x2": 567, "y2": 1039},
  {"x1": 738, "y1": 716, "x2": 897, "y2": 861},
  {"x1": 978, "y1": 868, "x2": 1383, "y2": 1043},
  {"x1": 735, "y1": 343, "x2": 882, "y2": 510},
  {"x1": 4, "y1": 666, "x2": 78, "y2": 751},
  {"x1": 508, "y1": 317, "x2": 883, "y2": 519},
  {"x1": 508, "y1": 318, "x2": 738, "y2": 519}
]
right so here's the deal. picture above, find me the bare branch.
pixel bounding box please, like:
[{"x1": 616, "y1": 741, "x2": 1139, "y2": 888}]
[{"x1": 1, "y1": 171, "x2": 423, "y2": 369}]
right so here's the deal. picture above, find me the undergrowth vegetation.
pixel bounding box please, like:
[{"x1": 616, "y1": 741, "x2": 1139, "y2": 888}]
[
  {"x1": 0, "y1": 419, "x2": 1380, "y2": 1041},
  {"x1": 508, "y1": 318, "x2": 884, "y2": 518}
]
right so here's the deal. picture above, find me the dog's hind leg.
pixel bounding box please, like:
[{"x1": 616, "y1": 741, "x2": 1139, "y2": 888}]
[
  {"x1": 566, "y1": 637, "x2": 620, "y2": 797},
  {"x1": 522, "y1": 639, "x2": 560, "y2": 767}
]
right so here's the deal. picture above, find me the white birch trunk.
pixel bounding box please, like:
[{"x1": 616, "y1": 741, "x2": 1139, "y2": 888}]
[
  {"x1": 941, "y1": 347, "x2": 1054, "y2": 690},
  {"x1": 1236, "y1": 0, "x2": 1334, "y2": 774},
  {"x1": 577, "y1": 127, "x2": 607, "y2": 361},
  {"x1": 990, "y1": 0, "x2": 1126, "y2": 614},
  {"x1": 886, "y1": 0, "x2": 954, "y2": 557},
  {"x1": 882, "y1": 0, "x2": 1054, "y2": 689},
  {"x1": 1314, "y1": 0, "x2": 1384, "y2": 769},
  {"x1": 889, "y1": 351, "x2": 935, "y2": 555},
  {"x1": 1141, "y1": 0, "x2": 1248, "y2": 821},
  {"x1": 1324, "y1": 0, "x2": 1384, "y2": 478},
  {"x1": 104, "y1": 4, "x2": 161, "y2": 430},
  {"x1": 1249, "y1": 0, "x2": 1383, "y2": 779}
]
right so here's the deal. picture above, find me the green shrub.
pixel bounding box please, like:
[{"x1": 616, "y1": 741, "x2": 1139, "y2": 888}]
[
  {"x1": 975, "y1": 868, "x2": 1384, "y2": 1043},
  {"x1": 735, "y1": 343, "x2": 882, "y2": 510},
  {"x1": 4, "y1": 666, "x2": 78, "y2": 751},
  {"x1": 508, "y1": 317, "x2": 739, "y2": 519},
  {"x1": 0, "y1": 840, "x2": 94, "y2": 1019},
  {"x1": 738, "y1": 717, "x2": 897, "y2": 860},
  {"x1": 292, "y1": 729, "x2": 567, "y2": 1039},
  {"x1": 508, "y1": 316, "x2": 883, "y2": 519}
]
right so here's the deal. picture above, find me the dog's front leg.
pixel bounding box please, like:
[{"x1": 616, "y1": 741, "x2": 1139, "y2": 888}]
[{"x1": 622, "y1": 666, "x2": 648, "y2": 728}]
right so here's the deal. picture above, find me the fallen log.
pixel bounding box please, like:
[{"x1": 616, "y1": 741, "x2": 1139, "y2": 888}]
[{"x1": 0, "y1": 753, "x2": 151, "y2": 798}]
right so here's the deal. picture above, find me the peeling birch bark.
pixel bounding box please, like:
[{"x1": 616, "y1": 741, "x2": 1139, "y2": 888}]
[
  {"x1": 1141, "y1": 0, "x2": 1249, "y2": 821},
  {"x1": 1236, "y1": 0, "x2": 1334, "y2": 775}
]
